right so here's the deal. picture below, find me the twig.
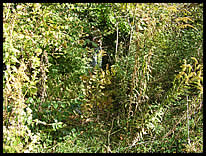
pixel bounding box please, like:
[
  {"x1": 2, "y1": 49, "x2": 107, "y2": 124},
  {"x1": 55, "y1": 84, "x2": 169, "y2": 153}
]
[
  {"x1": 5, "y1": 3, "x2": 11, "y2": 21},
  {"x1": 162, "y1": 96, "x2": 202, "y2": 140},
  {"x1": 115, "y1": 22, "x2": 119, "y2": 62},
  {"x1": 107, "y1": 118, "x2": 114, "y2": 153},
  {"x1": 187, "y1": 95, "x2": 191, "y2": 145},
  {"x1": 128, "y1": 17, "x2": 134, "y2": 54}
]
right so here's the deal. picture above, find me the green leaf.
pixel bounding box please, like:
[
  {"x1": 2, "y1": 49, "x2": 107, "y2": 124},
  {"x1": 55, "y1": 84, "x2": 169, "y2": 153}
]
[
  {"x1": 53, "y1": 102, "x2": 58, "y2": 109},
  {"x1": 26, "y1": 97, "x2": 34, "y2": 104},
  {"x1": 138, "y1": 25, "x2": 144, "y2": 31},
  {"x1": 10, "y1": 55, "x2": 20, "y2": 63},
  {"x1": 61, "y1": 102, "x2": 66, "y2": 108}
]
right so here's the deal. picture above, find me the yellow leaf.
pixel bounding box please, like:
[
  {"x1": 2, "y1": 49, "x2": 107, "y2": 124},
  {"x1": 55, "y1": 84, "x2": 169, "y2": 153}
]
[
  {"x1": 175, "y1": 17, "x2": 194, "y2": 23},
  {"x1": 191, "y1": 57, "x2": 198, "y2": 65},
  {"x1": 100, "y1": 85, "x2": 105, "y2": 89},
  {"x1": 168, "y1": 6, "x2": 178, "y2": 12},
  {"x1": 188, "y1": 72, "x2": 196, "y2": 78}
]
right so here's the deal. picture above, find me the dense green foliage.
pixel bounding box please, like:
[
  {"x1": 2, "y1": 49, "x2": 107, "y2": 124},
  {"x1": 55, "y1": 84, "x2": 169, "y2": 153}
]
[{"x1": 3, "y1": 3, "x2": 203, "y2": 153}]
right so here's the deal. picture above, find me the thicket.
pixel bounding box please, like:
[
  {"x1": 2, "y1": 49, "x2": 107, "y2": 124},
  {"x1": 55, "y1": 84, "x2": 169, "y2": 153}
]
[{"x1": 3, "y1": 3, "x2": 203, "y2": 153}]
